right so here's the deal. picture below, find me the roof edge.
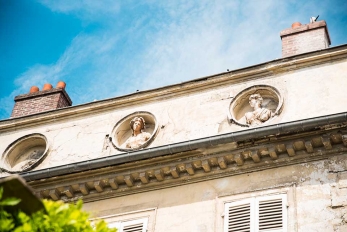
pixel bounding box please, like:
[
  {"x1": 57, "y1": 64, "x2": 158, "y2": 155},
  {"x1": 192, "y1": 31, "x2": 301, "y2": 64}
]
[{"x1": 0, "y1": 44, "x2": 346, "y2": 130}]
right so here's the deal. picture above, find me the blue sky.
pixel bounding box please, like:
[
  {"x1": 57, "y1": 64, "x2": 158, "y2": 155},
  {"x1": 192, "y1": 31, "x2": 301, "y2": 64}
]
[{"x1": 1, "y1": 0, "x2": 346, "y2": 120}]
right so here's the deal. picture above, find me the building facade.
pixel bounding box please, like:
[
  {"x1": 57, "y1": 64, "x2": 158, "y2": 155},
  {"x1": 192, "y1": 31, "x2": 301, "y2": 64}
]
[{"x1": 1, "y1": 20, "x2": 347, "y2": 231}]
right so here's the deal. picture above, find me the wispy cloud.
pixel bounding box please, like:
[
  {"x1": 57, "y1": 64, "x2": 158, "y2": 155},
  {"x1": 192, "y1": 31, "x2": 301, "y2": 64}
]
[
  {"x1": 38, "y1": 0, "x2": 122, "y2": 22},
  {"x1": 1, "y1": 0, "x2": 344, "y2": 118}
]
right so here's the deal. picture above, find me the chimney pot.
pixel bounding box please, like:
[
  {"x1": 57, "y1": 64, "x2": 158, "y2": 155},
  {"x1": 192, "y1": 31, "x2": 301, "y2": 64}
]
[
  {"x1": 291, "y1": 22, "x2": 302, "y2": 29},
  {"x1": 29, "y1": 86, "x2": 39, "y2": 93},
  {"x1": 56, "y1": 81, "x2": 66, "y2": 89},
  {"x1": 42, "y1": 83, "x2": 53, "y2": 91},
  {"x1": 11, "y1": 82, "x2": 72, "y2": 118},
  {"x1": 280, "y1": 20, "x2": 331, "y2": 57}
]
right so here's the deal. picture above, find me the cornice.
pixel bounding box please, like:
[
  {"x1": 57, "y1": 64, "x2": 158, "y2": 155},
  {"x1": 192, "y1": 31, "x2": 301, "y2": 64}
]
[
  {"x1": 0, "y1": 45, "x2": 346, "y2": 131},
  {"x1": 27, "y1": 127, "x2": 347, "y2": 203}
]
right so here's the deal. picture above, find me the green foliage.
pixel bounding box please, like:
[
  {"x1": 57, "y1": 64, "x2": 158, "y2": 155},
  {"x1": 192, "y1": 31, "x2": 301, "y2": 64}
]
[{"x1": 0, "y1": 187, "x2": 117, "y2": 232}]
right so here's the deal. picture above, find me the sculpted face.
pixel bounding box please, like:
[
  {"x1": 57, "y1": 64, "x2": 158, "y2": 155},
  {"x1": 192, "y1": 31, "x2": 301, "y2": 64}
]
[
  {"x1": 130, "y1": 117, "x2": 146, "y2": 136},
  {"x1": 132, "y1": 119, "x2": 143, "y2": 133},
  {"x1": 249, "y1": 94, "x2": 262, "y2": 108},
  {"x1": 125, "y1": 116, "x2": 151, "y2": 149},
  {"x1": 249, "y1": 98, "x2": 257, "y2": 108}
]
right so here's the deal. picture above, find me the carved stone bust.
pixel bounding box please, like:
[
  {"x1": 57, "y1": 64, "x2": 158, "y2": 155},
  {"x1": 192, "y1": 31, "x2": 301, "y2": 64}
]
[
  {"x1": 245, "y1": 93, "x2": 273, "y2": 126},
  {"x1": 228, "y1": 85, "x2": 284, "y2": 127},
  {"x1": 124, "y1": 117, "x2": 151, "y2": 149},
  {"x1": 110, "y1": 111, "x2": 158, "y2": 151}
]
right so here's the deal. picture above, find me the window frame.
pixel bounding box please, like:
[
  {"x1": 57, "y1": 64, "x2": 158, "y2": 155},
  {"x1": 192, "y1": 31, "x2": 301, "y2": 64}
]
[
  {"x1": 224, "y1": 194, "x2": 287, "y2": 232},
  {"x1": 108, "y1": 218, "x2": 148, "y2": 232},
  {"x1": 90, "y1": 207, "x2": 156, "y2": 232}
]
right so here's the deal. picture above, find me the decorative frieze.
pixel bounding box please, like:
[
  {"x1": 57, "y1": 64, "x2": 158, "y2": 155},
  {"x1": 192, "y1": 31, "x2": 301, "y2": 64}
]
[{"x1": 30, "y1": 129, "x2": 347, "y2": 202}]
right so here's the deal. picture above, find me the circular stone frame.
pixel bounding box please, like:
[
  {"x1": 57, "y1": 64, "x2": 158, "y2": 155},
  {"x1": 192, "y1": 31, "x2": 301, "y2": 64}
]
[
  {"x1": 228, "y1": 85, "x2": 284, "y2": 127},
  {"x1": 111, "y1": 111, "x2": 159, "y2": 151},
  {"x1": 1, "y1": 133, "x2": 50, "y2": 173}
]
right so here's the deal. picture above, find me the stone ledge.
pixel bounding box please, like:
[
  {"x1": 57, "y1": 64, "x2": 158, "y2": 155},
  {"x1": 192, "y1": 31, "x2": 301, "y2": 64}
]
[{"x1": 27, "y1": 129, "x2": 347, "y2": 202}]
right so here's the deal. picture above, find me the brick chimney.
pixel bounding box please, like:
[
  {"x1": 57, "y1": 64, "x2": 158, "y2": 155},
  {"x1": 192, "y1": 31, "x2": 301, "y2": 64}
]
[
  {"x1": 280, "y1": 20, "x2": 331, "y2": 57},
  {"x1": 11, "y1": 81, "x2": 72, "y2": 118}
]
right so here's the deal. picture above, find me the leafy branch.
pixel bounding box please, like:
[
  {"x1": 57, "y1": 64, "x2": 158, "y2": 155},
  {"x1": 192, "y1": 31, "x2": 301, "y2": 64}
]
[{"x1": 0, "y1": 187, "x2": 117, "y2": 232}]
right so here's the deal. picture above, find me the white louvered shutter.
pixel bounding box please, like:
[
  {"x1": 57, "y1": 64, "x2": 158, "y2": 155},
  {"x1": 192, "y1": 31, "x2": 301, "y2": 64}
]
[
  {"x1": 255, "y1": 194, "x2": 287, "y2": 232},
  {"x1": 120, "y1": 218, "x2": 148, "y2": 232},
  {"x1": 224, "y1": 194, "x2": 287, "y2": 232},
  {"x1": 224, "y1": 199, "x2": 255, "y2": 232}
]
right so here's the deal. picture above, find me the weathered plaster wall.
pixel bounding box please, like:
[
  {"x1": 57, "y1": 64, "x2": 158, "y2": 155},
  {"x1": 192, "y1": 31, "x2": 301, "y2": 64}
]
[
  {"x1": 83, "y1": 155, "x2": 347, "y2": 232},
  {"x1": 0, "y1": 58, "x2": 346, "y2": 172}
]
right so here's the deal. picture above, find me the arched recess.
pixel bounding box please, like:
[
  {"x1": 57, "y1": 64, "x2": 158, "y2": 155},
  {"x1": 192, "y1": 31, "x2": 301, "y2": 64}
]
[
  {"x1": 110, "y1": 111, "x2": 159, "y2": 151},
  {"x1": 228, "y1": 85, "x2": 284, "y2": 127},
  {"x1": 1, "y1": 133, "x2": 50, "y2": 173}
]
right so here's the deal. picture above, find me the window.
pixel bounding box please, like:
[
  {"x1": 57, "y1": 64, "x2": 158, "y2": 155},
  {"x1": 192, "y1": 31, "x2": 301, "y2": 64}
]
[
  {"x1": 108, "y1": 218, "x2": 148, "y2": 232},
  {"x1": 91, "y1": 208, "x2": 155, "y2": 232},
  {"x1": 224, "y1": 194, "x2": 287, "y2": 232}
]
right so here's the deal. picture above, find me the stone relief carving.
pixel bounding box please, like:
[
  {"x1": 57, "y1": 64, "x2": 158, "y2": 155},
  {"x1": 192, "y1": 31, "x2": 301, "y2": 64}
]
[
  {"x1": 228, "y1": 85, "x2": 284, "y2": 127},
  {"x1": 1, "y1": 133, "x2": 50, "y2": 173},
  {"x1": 110, "y1": 111, "x2": 159, "y2": 151},
  {"x1": 124, "y1": 117, "x2": 151, "y2": 149},
  {"x1": 245, "y1": 94, "x2": 274, "y2": 126}
]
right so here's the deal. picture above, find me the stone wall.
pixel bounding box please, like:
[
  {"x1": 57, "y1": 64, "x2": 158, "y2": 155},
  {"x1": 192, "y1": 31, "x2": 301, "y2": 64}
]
[
  {"x1": 84, "y1": 156, "x2": 347, "y2": 232},
  {"x1": 1, "y1": 56, "x2": 347, "y2": 172}
]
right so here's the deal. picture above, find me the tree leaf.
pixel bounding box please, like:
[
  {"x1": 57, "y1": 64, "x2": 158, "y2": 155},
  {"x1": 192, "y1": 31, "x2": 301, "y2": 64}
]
[
  {"x1": 0, "y1": 218, "x2": 15, "y2": 232},
  {"x1": 0, "y1": 198, "x2": 21, "y2": 206},
  {"x1": 1, "y1": 196, "x2": 116, "y2": 232}
]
